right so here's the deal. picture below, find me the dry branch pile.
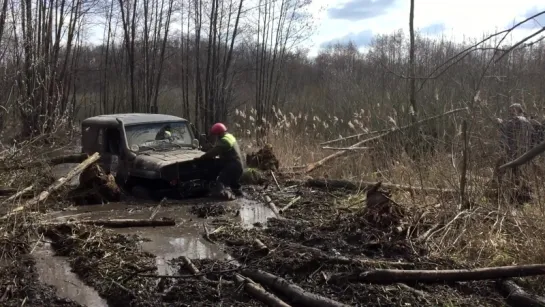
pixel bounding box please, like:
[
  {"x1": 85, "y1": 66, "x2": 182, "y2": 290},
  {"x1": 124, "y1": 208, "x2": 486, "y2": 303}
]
[
  {"x1": 67, "y1": 162, "x2": 122, "y2": 205},
  {"x1": 246, "y1": 144, "x2": 280, "y2": 171}
]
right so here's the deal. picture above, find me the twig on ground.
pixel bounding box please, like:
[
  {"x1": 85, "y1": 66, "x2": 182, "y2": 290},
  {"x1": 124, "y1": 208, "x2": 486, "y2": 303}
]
[
  {"x1": 149, "y1": 198, "x2": 167, "y2": 220},
  {"x1": 241, "y1": 269, "x2": 349, "y2": 307},
  {"x1": 3, "y1": 152, "x2": 100, "y2": 218},
  {"x1": 179, "y1": 256, "x2": 234, "y2": 285},
  {"x1": 321, "y1": 146, "x2": 372, "y2": 151},
  {"x1": 40, "y1": 218, "x2": 176, "y2": 228},
  {"x1": 327, "y1": 264, "x2": 545, "y2": 284},
  {"x1": 139, "y1": 267, "x2": 240, "y2": 279},
  {"x1": 235, "y1": 274, "x2": 292, "y2": 307},
  {"x1": 279, "y1": 196, "x2": 301, "y2": 214},
  {"x1": 1, "y1": 185, "x2": 34, "y2": 205},
  {"x1": 203, "y1": 223, "x2": 216, "y2": 244},
  {"x1": 306, "y1": 178, "x2": 458, "y2": 195},
  {"x1": 271, "y1": 171, "x2": 281, "y2": 191},
  {"x1": 264, "y1": 195, "x2": 282, "y2": 219}
]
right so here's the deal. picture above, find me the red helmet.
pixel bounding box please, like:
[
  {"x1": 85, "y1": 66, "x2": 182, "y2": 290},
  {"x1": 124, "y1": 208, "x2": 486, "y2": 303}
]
[{"x1": 210, "y1": 123, "x2": 227, "y2": 135}]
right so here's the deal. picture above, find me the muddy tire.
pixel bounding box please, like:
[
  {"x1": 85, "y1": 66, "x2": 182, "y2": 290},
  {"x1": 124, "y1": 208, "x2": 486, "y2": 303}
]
[{"x1": 131, "y1": 185, "x2": 152, "y2": 199}]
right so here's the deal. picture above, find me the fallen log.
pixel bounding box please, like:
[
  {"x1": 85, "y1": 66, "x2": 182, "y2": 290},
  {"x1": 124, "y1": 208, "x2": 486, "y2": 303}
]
[
  {"x1": 498, "y1": 280, "x2": 545, "y2": 307},
  {"x1": 42, "y1": 218, "x2": 175, "y2": 228},
  {"x1": 307, "y1": 107, "x2": 468, "y2": 173},
  {"x1": 3, "y1": 152, "x2": 100, "y2": 218},
  {"x1": 235, "y1": 274, "x2": 292, "y2": 307},
  {"x1": 241, "y1": 269, "x2": 349, "y2": 307},
  {"x1": 327, "y1": 264, "x2": 545, "y2": 285},
  {"x1": 306, "y1": 178, "x2": 457, "y2": 195}
]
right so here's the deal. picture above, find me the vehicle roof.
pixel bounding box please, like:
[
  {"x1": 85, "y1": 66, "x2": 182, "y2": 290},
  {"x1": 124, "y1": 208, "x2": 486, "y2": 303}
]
[{"x1": 82, "y1": 113, "x2": 188, "y2": 126}]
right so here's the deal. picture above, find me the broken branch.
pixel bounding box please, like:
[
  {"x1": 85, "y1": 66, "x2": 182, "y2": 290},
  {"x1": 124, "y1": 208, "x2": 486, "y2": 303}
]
[
  {"x1": 1, "y1": 185, "x2": 34, "y2": 205},
  {"x1": 180, "y1": 256, "x2": 233, "y2": 285},
  {"x1": 498, "y1": 140, "x2": 545, "y2": 171},
  {"x1": 321, "y1": 146, "x2": 371, "y2": 151},
  {"x1": 307, "y1": 108, "x2": 467, "y2": 173},
  {"x1": 271, "y1": 171, "x2": 282, "y2": 191},
  {"x1": 241, "y1": 269, "x2": 349, "y2": 307},
  {"x1": 279, "y1": 196, "x2": 301, "y2": 214},
  {"x1": 306, "y1": 178, "x2": 457, "y2": 195},
  {"x1": 235, "y1": 274, "x2": 292, "y2": 307},
  {"x1": 41, "y1": 218, "x2": 175, "y2": 228},
  {"x1": 264, "y1": 195, "x2": 282, "y2": 219},
  {"x1": 3, "y1": 152, "x2": 100, "y2": 217},
  {"x1": 328, "y1": 264, "x2": 545, "y2": 284}
]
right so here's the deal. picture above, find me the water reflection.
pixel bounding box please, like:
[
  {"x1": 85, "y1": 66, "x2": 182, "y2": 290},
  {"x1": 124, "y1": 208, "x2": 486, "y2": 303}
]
[
  {"x1": 32, "y1": 243, "x2": 108, "y2": 307},
  {"x1": 237, "y1": 199, "x2": 276, "y2": 228}
]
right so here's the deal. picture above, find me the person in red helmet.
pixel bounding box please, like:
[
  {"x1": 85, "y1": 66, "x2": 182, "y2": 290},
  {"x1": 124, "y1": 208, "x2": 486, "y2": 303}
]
[{"x1": 198, "y1": 123, "x2": 244, "y2": 199}]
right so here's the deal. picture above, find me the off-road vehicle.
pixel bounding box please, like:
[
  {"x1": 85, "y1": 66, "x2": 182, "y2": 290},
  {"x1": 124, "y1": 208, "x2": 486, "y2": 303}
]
[{"x1": 81, "y1": 113, "x2": 223, "y2": 199}]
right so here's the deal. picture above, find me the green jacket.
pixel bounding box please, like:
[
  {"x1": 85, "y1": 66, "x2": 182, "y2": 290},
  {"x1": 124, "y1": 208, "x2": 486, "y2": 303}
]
[{"x1": 201, "y1": 133, "x2": 243, "y2": 163}]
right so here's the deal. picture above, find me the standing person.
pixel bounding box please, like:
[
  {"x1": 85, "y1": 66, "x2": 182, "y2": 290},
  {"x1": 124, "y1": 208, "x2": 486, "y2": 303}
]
[
  {"x1": 496, "y1": 103, "x2": 534, "y2": 204},
  {"x1": 197, "y1": 123, "x2": 244, "y2": 199},
  {"x1": 499, "y1": 103, "x2": 533, "y2": 162}
]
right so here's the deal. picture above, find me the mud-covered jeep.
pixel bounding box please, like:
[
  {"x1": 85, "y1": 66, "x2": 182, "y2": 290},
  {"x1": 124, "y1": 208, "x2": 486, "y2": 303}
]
[{"x1": 81, "y1": 113, "x2": 223, "y2": 199}]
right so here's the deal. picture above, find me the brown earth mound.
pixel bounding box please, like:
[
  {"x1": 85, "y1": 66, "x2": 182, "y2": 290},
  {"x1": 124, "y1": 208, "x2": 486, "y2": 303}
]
[
  {"x1": 68, "y1": 163, "x2": 122, "y2": 205},
  {"x1": 246, "y1": 144, "x2": 280, "y2": 171},
  {"x1": 206, "y1": 186, "x2": 503, "y2": 306}
]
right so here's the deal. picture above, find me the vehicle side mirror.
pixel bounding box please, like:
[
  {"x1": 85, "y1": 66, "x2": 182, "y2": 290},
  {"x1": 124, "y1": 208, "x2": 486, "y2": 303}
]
[{"x1": 192, "y1": 139, "x2": 199, "y2": 148}]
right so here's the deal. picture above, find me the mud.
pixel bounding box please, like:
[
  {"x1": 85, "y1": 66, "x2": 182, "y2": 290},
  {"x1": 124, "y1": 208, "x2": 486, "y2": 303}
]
[
  {"x1": 38, "y1": 195, "x2": 274, "y2": 304},
  {"x1": 205, "y1": 187, "x2": 506, "y2": 307},
  {"x1": 0, "y1": 257, "x2": 82, "y2": 307},
  {"x1": 32, "y1": 242, "x2": 107, "y2": 307}
]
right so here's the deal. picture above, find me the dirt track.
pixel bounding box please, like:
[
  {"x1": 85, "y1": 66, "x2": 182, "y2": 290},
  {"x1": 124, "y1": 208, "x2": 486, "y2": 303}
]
[
  {"x1": 26, "y1": 183, "x2": 512, "y2": 306},
  {"x1": 1, "y1": 158, "x2": 544, "y2": 306}
]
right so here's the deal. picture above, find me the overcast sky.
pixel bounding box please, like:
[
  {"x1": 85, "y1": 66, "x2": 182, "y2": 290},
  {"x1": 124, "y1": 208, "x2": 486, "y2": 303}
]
[{"x1": 306, "y1": 0, "x2": 545, "y2": 56}]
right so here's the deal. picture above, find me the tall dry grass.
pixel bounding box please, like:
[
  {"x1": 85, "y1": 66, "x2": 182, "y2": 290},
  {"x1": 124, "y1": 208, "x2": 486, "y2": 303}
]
[{"x1": 234, "y1": 104, "x2": 545, "y2": 279}]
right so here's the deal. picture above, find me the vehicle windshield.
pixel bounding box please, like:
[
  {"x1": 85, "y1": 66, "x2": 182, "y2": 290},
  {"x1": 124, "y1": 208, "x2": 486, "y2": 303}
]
[{"x1": 125, "y1": 121, "x2": 193, "y2": 151}]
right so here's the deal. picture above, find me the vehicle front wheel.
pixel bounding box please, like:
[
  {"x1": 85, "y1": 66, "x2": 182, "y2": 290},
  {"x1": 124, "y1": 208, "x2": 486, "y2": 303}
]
[{"x1": 131, "y1": 185, "x2": 152, "y2": 200}]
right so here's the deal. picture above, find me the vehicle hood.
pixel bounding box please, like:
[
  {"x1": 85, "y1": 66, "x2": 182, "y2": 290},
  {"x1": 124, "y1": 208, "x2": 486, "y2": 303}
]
[{"x1": 134, "y1": 149, "x2": 205, "y2": 168}]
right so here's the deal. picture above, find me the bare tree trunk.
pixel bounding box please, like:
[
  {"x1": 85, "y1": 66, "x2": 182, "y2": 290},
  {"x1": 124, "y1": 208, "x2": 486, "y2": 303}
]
[{"x1": 152, "y1": 0, "x2": 174, "y2": 111}]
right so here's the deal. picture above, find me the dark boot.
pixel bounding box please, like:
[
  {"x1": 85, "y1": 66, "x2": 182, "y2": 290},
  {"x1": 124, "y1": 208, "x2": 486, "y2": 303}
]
[
  {"x1": 232, "y1": 188, "x2": 243, "y2": 197},
  {"x1": 210, "y1": 182, "x2": 235, "y2": 200}
]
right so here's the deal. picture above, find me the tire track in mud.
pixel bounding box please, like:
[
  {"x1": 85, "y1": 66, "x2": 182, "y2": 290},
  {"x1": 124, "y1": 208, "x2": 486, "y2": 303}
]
[{"x1": 37, "y1": 195, "x2": 275, "y2": 306}]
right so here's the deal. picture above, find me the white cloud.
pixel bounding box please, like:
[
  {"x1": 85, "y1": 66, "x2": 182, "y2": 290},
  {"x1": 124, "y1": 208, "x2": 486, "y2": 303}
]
[{"x1": 307, "y1": 0, "x2": 545, "y2": 57}]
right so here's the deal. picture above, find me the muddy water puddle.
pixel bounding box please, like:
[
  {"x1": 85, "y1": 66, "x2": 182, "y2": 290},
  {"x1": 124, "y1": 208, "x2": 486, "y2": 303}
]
[
  {"x1": 45, "y1": 198, "x2": 272, "y2": 279},
  {"x1": 32, "y1": 242, "x2": 108, "y2": 307},
  {"x1": 237, "y1": 198, "x2": 277, "y2": 228}
]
